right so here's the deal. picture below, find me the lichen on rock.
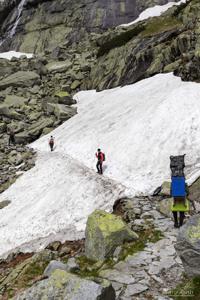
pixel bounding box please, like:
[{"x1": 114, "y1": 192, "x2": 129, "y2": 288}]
[{"x1": 85, "y1": 210, "x2": 138, "y2": 261}]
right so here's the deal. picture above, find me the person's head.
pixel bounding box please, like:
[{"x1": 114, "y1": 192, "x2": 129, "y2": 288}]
[
  {"x1": 97, "y1": 148, "x2": 101, "y2": 152},
  {"x1": 51, "y1": 136, "x2": 53, "y2": 138}
]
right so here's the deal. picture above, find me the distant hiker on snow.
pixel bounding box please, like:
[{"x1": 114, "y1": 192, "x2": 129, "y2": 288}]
[
  {"x1": 95, "y1": 148, "x2": 105, "y2": 174},
  {"x1": 8, "y1": 130, "x2": 15, "y2": 146},
  {"x1": 49, "y1": 136, "x2": 55, "y2": 151}
]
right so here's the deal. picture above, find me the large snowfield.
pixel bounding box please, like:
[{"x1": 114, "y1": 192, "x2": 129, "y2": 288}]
[{"x1": 1, "y1": 73, "x2": 200, "y2": 257}]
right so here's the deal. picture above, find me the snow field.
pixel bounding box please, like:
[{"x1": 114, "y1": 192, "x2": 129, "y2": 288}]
[{"x1": 1, "y1": 73, "x2": 200, "y2": 256}]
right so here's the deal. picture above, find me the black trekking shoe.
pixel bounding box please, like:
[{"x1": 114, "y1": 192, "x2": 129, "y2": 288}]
[{"x1": 174, "y1": 222, "x2": 179, "y2": 228}]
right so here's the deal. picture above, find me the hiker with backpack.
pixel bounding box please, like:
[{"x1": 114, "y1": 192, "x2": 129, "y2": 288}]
[
  {"x1": 170, "y1": 155, "x2": 190, "y2": 228},
  {"x1": 95, "y1": 148, "x2": 105, "y2": 174},
  {"x1": 170, "y1": 176, "x2": 189, "y2": 228},
  {"x1": 49, "y1": 136, "x2": 55, "y2": 151}
]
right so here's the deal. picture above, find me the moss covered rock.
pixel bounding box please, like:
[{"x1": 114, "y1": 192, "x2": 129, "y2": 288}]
[
  {"x1": 176, "y1": 215, "x2": 200, "y2": 277},
  {"x1": 0, "y1": 250, "x2": 54, "y2": 299},
  {"x1": 156, "y1": 198, "x2": 173, "y2": 218},
  {"x1": 46, "y1": 61, "x2": 72, "y2": 73},
  {"x1": 85, "y1": 210, "x2": 138, "y2": 261},
  {"x1": 161, "y1": 181, "x2": 171, "y2": 196},
  {"x1": 189, "y1": 177, "x2": 200, "y2": 202},
  {"x1": 0, "y1": 71, "x2": 40, "y2": 90},
  {"x1": 14, "y1": 269, "x2": 116, "y2": 300},
  {"x1": 55, "y1": 91, "x2": 76, "y2": 105}
]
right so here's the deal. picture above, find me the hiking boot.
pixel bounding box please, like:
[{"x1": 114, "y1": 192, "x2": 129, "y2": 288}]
[{"x1": 174, "y1": 222, "x2": 179, "y2": 228}]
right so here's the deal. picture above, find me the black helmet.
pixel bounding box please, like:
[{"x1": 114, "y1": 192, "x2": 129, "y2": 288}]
[{"x1": 97, "y1": 148, "x2": 101, "y2": 151}]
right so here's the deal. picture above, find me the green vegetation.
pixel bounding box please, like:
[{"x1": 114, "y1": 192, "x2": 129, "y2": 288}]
[
  {"x1": 73, "y1": 256, "x2": 100, "y2": 278},
  {"x1": 14, "y1": 260, "x2": 49, "y2": 289},
  {"x1": 55, "y1": 91, "x2": 70, "y2": 98},
  {"x1": 3, "y1": 259, "x2": 50, "y2": 299},
  {"x1": 119, "y1": 227, "x2": 163, "y2": 261},
  {"x1": 72, "y1": 225, "x2": 163, "y2": 278},
  {"x1": 97, "y1": 24, "x2": 145, "y2": 57},
  {"x1": 141, "y1": 16, "x2": 182, "y2": 37},
  {"x1": 170, "y1": 275, "x2": 200, "y2": 300}
]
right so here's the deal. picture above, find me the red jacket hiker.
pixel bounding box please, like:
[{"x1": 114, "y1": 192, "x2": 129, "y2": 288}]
[
  {"x1": 96, "y1": 151, "x2": 104, "y2": 162},
  {"x1": 49, "y1": 136, "x2": 54, "y2": 151},
  {"x1": 96, "y1": 148, "x2": 105, "y2": 174}
]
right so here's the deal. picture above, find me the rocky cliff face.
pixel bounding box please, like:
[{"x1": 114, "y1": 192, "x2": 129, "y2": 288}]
[
  {"x1": 0, "y1": 0, "x2": 179, "y2": 53},
  {"x1": 84, "y1": 0, "x2": 200, "y2": 90}
]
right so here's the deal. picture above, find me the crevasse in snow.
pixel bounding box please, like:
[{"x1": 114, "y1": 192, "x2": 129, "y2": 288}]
[{"x1": 0, "y1": 73, "x2": 200, "y2": 257}]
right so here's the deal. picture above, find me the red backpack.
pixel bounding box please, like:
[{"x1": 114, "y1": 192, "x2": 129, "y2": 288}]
[{"x1": 49, "y1": 138, "x2": 54, "y2": 145}]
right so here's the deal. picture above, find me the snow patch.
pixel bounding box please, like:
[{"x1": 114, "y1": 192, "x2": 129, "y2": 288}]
[
  {"x1": 0, "y1": 51, "x2": 33, "y2": 60},
  {"x1": 119, "y1": 0, "x2": 187, "y2": 27}
]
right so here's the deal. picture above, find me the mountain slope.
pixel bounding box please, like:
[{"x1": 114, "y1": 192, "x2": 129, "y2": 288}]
[
  {"x1": 0, "y1": 0, "x2": 180, "y2": 53},
  {"x1": 1, "y1": 73, "x2": 200, "y2": 257},
  {"x1": 87, "y1": 0, "x2": 200, "y2": 90}
]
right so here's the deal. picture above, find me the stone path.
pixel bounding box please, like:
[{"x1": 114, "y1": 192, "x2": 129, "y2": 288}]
[{"x1": 99, "y1": 197, "x2": 184, "y2": 299}]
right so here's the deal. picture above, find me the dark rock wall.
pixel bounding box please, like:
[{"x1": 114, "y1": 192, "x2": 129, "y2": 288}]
[
  {"x1": 85, "y1": 0, "x2": 199, "y2": 90},
  {"x1": 0, "y1": 0, "x2": 179, "y2": 53}
]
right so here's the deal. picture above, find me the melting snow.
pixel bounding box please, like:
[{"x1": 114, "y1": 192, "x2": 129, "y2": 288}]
[
  {"x1": 0, "y1": 73, "x2": 200, "y2": 257},
  {"x1": 119, "y1": 0, "x2": 187, "y2": 27},
  {"x1": 0, "y1": 51, "x2": 33, "y2": 60}
]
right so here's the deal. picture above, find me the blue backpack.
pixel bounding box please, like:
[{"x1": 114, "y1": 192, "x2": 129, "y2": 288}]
[{"x1": 171, "y1": 176, "x2": 186, "y2": 197}]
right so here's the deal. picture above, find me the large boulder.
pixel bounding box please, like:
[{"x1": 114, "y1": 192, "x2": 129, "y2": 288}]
[
  {"x1": 175, "y1": 215, "x2": 200, "y2": 277},
  {"x1": 14, "y1": 270, "x2": 116, "y2": 300},
  {"x1": 156, "y1": 198, "x2": 173, "y2": 218},
  {"x1": 85, "y1": 210, "x2": 138, "y2": 261},
  {"x1": 53, "y1": 103, "x2": 77, "y2": 121},
  {"x1": 46, "y1": 60, "x2": 72, "y2": 73},
  {"x1": 28, "y1": 117, "x2": 55, "y2": 138},
  {"x1": 0, "y1": 59, "x2": 16, "y2": 77},
  {"x1": 44, "y1": 260, "x2": 68, "y2": 277},
  {"x1": 0, "y1": 71, "x2": 40, "y2": 90},
  {"x1": 160, "y1": 181, "x2": 171, "y2": 196},
  {"x1": 15, "y1": 117, "x2": 55, "y2": 143},
  {"x1": 55, "y1": 91, "x2": 76, "y2": 105},
  {"x1": 0, "y1": 104, "x2": 22, "y2": 120},
  {"x1": 189, "y1": 177, "x2": 200, "y2": 202},
  {"x1": 4, "y1": 95, "x2": 29, "y2": 108}
]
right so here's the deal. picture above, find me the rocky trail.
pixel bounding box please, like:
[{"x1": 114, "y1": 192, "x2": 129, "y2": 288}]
[
  {"x1": 0, "y1": 193, "x2": 187, "y2": 300},
  {"x1": 97, "y1": 196, "x2": 184, "y2": 300}
]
